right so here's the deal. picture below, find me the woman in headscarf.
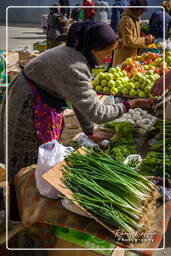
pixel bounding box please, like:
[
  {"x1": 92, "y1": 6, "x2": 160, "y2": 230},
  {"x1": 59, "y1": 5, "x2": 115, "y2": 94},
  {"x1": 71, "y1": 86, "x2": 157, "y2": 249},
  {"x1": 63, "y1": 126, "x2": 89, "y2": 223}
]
[
  {"x1": 0, "y1": 21, "x2": 154, "y2": 182},
  {"x1": 47, "y1": 3, "x2": 68, "y2": 49},
  {"x1": 113, "y1": 0, "x2": 155, "y2": 65},
  {"x1": 0, "y1": 21, "x2": 154, "y2": 250}
]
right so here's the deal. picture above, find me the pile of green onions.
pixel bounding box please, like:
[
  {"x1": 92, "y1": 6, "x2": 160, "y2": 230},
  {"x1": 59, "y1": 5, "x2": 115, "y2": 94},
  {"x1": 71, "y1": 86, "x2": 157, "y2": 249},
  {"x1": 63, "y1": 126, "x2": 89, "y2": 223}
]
[{"x1": 62, "y1": 149, "x2": 155, "y2": 234}]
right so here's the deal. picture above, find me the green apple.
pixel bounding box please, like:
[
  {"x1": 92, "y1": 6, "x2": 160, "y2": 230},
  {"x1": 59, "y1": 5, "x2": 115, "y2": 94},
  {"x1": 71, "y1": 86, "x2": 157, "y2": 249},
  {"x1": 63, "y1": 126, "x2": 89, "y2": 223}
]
[
  {"x1": 139, "y1": 77, "x2": 146, "y2": 84},
  {"x1": 141, "y1": 83, "x2": 146, "y2": 90},
  {"x1": 143, "y1": 65, "x2": 149, "y2": 70},
  {"x1": 101, "y1": 79, "x2": 108, "y2": 87},
  {"x1": 145, "y1": 79, "x2": 152, "y2": 86},
  {"x1": 103, "y1": 87, "x2": 110, "y2": 93},
  {"x1": 105, "y1": 73, "x2": 114, "y2": 80},
  {"x1": 110, "y1": 87, "x2": 118, "y2": 95},
  {"x1": 129, "y1": 89, "x2": 137, "y2": 96},
  {"x1": 146, "y1": 70, "x2": 154, "y2": 76},
  {"x1": 154, "y1": 74, "x2": 160, "y2": 79},
  {"x1": 122, "y1": 88, "x2": 129, "y2": 95},
  {"x1": 138, "y1": 91, "x2": 146, "y2": 98},
  {"x1": 117, "y1": 86, "x2": 123, "y2": 93},
  {"x1": 134, "y1": 73, "x2": 143, "y2": 81},
  {"x1": 113, "y1": 73, "x2": 120, "y2": 80},
  {"x1": 116, "y1": 80, "x2": 122, "y2": 87},
  {"x1": 137, "y1": 89, "x2": 142, "y2": 94},
  {"x1": 148, "y1": 75, "x2": 156, "y2": 82},
  {"x1": 144, "y1": 86, "x2": 151, "y2": 94},
  {"x1": 128, "y1": 83, "x2": 135, "y2": 90},
  {"x1": 134, "y1": 81, "x2": 141, "y2": 89},
  {"x1": 108, "y1": 80, "x2": 116, "y2": 88},
  {"x1": 98, "y1": 72, "x2": 106, "y2": 80},
  {"x1": 109, "y1": 68, "x2": 116, "y2": 74},
  {"x1": 118, "y1": 71, "x2": 124, "y2": 77},
  {"x1": 122, "y1": 70, "x2": 127, "y2": 76},
  {"x1": 166, "y1": 56, "x2": 171, "y2": 62},
  {"x1": 115, "y1": 66, "x2": 122, "y2": 72},
  {"x1": 95, "y1": 85, "x2": 103, "y2": 91},
  {"x1": 92, "y1": 79, "x2": 100, "y2": 86}
]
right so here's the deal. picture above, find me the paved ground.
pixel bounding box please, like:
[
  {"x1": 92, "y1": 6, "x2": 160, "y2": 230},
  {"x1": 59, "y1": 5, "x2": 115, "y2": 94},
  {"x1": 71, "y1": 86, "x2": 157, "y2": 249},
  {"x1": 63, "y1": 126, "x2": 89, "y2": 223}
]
[{"x1": 0, "y1": 22, "x2": 46, "y2": 51}]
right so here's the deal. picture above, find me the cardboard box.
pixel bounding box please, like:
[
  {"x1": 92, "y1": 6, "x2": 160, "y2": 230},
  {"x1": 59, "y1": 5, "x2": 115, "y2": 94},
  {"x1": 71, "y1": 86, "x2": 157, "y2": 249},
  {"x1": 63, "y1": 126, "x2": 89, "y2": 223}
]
[
  {"x1": 53, "y1": 226, "x2": 115, "y2": 256},
  {"x1": 6, "y1": 52, "x2": 19, "y2": 67},
  {"x1": 18, "y1": 51, "x2": 40, "y2": 65}
]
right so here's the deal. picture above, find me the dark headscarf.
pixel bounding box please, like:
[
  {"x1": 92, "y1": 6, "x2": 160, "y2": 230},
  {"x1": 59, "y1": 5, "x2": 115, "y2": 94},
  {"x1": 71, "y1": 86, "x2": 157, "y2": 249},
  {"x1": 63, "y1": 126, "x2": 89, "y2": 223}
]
[
  {"x1": 66, "y1": 21, "x2": 119, "y2": 68},
  {"x1": 129, "y1": 0, "x2": 148, "y2": 11}
]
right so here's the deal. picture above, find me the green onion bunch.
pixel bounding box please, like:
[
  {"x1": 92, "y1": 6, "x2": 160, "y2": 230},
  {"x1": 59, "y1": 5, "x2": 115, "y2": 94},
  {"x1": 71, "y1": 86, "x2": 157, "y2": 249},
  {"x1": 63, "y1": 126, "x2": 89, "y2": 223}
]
[{"x1": 62, "y1": 149, "x2": 155, "y2": 234}]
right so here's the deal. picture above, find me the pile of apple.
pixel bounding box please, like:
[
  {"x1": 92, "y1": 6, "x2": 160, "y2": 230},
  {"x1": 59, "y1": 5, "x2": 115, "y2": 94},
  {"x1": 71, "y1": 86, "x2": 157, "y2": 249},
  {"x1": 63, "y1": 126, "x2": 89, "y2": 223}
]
[
  {"x1": 122, "y1": 71, "x2": 160, "y2": 98},
  {"x1": 121, "y1": 58, "x2": 145, "y2": 78},
  {"x1": 165, "y1": 51, "x2": 171, "y2": 68},
  {"x1": 135, "y1": 52, "x2": 160, "y2": 64},
  {"x1": 92, "y1": 67, "x2": 160, "y2": 98},
  {"x1": 92, "y1": 66, "x2": 129, "y2": 94}
]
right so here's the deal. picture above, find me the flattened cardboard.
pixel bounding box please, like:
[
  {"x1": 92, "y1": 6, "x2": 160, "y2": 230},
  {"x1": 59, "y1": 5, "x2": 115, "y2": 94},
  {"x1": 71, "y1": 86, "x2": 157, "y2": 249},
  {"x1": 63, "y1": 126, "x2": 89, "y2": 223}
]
[{"x1": 42, "y1": 148, "x2": 120, "y2": 237}]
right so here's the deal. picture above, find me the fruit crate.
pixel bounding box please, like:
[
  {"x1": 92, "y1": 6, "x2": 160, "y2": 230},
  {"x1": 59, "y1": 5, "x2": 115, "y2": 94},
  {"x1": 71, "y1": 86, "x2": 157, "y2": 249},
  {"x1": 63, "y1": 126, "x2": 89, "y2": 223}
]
[{"x1": 144, "y1": 48, "x2": 160, "y2": 54}]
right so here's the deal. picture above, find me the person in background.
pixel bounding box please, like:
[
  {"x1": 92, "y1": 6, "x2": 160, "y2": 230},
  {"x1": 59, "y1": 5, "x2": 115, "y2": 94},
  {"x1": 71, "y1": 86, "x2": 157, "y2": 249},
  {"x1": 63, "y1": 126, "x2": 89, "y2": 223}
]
[
  {"x1": 83, "y1": 0, "x2": 96, "y2": 20},
  {"x1": 94, "y1": 0, "x2": 109, "y2": 23},
  {"x1": 113, "y1": 0, "x2": 155, "y2": 66},
  {"x1": 71, "y1": 4, "x2": 82, "y2": 21},
  {"x1": 149, "y1": 1, "x2": 171, "y2": 40},
  {"x1": 59, "y1": 0, "x2": 70, "y2": 18},
  {"x1": 150, "y1": 70, "x2": 171, "y2": 96},
  {"x1": 110, "y1": 0, "x2": 130, "y2": 33},
  {"x1": 47, "y1": 3, "x2": 68, "y2": 49}
]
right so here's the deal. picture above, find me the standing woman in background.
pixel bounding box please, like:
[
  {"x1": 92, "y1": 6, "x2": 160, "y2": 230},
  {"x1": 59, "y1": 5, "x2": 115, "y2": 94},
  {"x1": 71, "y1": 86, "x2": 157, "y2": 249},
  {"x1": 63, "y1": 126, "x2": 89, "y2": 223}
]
[
  {"x1": 47, "y1": 3, "x2": 68, "y2": 49},
  {"x1": 94, "y1": 0, "x2": 109, "y2": 23},
  {"x1": 110, "y1": 0, "x2": 130, "y2": 33},
  {"x1": 113, "y1": 0, "x2": 154, "y2": 66},
  {"x1": 59, "y1": 0, "x2": 70, "y2": 18}
]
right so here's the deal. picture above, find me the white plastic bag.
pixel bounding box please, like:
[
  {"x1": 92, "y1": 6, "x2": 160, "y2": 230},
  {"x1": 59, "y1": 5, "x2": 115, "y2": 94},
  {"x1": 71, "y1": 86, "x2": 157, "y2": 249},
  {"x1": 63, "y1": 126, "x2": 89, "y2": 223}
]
[{"x1": 35, "y1": 139, "x2": 74, "y2": 199}]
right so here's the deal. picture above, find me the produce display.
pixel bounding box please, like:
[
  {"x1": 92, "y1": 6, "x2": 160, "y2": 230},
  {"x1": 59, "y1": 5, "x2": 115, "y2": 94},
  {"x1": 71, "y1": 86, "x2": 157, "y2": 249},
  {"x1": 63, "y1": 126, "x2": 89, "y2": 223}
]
[
  {"x1": 62, "y1": 149, "x2": 157, "y2": 235},
  {"x1": 139, "y1": 120, "x2": 171, "y2": 181},
  {"x1": 113, "y1": 108, "x2": 157, "y2": 134},
  {"x1": 104, "y1": 121, "x2": 138, "y2": 162},
  {"x1": 92, "y1": 50, "x2": 171, "y2": 98}
]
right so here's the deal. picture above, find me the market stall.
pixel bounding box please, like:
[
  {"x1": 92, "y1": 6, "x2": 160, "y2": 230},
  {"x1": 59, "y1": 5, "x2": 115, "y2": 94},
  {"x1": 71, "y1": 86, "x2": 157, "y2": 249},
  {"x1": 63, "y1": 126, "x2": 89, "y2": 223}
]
[{"x1": 1, "y1": 36, "x2": 171, "y2": 255}]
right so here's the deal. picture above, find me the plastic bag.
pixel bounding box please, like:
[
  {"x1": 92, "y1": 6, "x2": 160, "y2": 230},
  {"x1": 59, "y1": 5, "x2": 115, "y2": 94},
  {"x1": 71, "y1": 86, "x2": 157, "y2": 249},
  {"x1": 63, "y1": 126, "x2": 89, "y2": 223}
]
[
  {"x1": 35, "y1": 139, "x2": 74, "y2": 199},
  {"x1": 74, "y1": 133, "x2": 97, "y2": 148},
  {"x1": 124, "y1": 154, "x2": 142, "y2": 169}
]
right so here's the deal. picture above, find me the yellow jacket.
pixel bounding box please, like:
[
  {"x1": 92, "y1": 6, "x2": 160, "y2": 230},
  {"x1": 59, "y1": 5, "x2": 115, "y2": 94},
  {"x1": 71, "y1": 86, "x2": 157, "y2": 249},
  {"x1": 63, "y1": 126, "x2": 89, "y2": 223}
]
[{"x1": 113, "y1": 8, "x2": 145, "y2": 66}]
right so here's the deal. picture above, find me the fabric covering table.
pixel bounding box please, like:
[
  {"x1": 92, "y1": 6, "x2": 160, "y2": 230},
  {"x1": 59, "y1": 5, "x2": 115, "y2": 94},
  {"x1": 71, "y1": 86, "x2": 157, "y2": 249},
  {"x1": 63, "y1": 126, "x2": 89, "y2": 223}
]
[{"x1": 15, "y1": 165, "x2": 171, "y2": 255}]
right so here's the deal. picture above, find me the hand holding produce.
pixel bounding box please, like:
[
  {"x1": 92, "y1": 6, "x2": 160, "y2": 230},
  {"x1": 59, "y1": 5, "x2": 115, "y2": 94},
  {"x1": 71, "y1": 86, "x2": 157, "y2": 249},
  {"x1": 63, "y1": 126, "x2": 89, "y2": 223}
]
[
  {"x1": 145, "y1": 35, "x2": 155, "y2": 44},
  {"x1": 150, "y1": 70, "x2": 171, "y2": 96},
  {"x1": 129, "y1": 98, "x2": 155, "y2": 109},
  {"x1": 87, "y1": 128, "x2": 113, "y2": 145}
]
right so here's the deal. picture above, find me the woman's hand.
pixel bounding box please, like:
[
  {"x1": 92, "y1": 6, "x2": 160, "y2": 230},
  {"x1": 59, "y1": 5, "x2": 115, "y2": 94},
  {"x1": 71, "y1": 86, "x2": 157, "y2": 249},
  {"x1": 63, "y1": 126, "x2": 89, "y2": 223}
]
[
  {"x1": 87, "y1": 128, "x2": 113, "y2": 144},
  {"x1": 129, "y1": 98, "x2": 155, "y2": 109},
  {"x1": 145, "y1": 35, "x2": 155, "y2": 44},
  {"x1": 150, "y1": 70, "x2": 171, "y2": 96}
]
